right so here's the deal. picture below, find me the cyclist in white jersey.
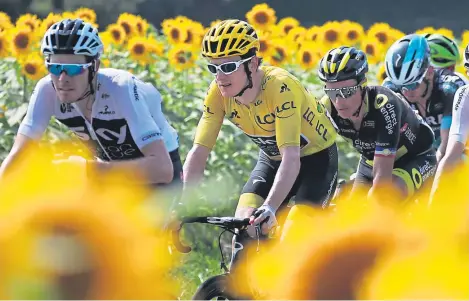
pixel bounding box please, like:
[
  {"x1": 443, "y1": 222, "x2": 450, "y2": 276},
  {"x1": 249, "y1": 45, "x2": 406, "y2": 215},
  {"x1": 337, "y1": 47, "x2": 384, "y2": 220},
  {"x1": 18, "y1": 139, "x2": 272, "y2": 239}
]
[
  {"x1": 430, "y1": 44, "x2": 469, "y2": 204},
  {"x1": 0, "y1": 19, "x2": 181, "y2": 189}
]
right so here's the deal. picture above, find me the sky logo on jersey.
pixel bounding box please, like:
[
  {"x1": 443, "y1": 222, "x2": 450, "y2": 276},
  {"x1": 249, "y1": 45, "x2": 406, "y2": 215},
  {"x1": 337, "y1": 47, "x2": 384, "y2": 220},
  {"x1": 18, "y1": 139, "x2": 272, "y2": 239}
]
[
  {"x1": 141, "y1": 131, "x2": 161, "y2": 142},
  {"x1": 375, "y1": 146, "x2": 396, "y2": 157}
]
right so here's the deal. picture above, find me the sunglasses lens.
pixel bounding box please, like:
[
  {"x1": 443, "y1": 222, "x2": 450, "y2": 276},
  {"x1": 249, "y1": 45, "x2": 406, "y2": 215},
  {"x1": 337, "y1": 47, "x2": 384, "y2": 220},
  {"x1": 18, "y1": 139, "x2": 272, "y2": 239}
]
[
  {"x1": 207, "y1": 64, "x2": 217, "y2": 74},
  {"x1": 220, "y1": 63, "x2": 237, "y2": 74},
  {"x1": 47, "y1": 64, "x2": 87, "y2": 77}
]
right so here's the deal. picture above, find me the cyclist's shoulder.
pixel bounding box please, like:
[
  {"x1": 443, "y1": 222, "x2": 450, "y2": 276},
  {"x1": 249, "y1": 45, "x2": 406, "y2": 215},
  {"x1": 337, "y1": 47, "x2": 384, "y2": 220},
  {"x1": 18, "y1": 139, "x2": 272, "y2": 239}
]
[
  {"x1": 434, "y1": 68, "x2": 467, "y2": 94},
  {"x1": 260, "y1": 66, "x2": 305, "y2": 96},
  {"x1": 368, "y1": 85, "x2": 404, "y2": 107}
]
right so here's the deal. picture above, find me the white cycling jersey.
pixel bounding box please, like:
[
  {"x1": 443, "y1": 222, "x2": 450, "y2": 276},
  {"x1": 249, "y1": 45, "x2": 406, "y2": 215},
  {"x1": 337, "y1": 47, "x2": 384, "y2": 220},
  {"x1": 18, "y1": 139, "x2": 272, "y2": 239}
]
[
  {"x1": 450, "y1": 85, "x2": 469, "y2": 147},
  {"x1": 18, "y1": 68, "x2": 179, "y2": 161}
]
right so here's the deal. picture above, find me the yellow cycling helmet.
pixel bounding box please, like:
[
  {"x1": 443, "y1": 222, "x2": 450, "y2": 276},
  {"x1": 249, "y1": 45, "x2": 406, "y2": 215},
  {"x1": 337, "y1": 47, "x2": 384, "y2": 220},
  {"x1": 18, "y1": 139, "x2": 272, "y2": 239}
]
[{"x1": 202, "y1": 19, "x2": 260, "y2": 58}]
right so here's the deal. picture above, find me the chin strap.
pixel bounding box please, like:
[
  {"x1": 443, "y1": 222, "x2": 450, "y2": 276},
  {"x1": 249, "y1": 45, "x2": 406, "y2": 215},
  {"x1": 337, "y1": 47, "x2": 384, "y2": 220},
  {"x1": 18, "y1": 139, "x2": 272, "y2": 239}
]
[
  {"x1": 352, "y1": 86, "x2": 367, "y2": 118},
  {"x1": 420, "y1": 78, "x2": 431, "y2": 99}
]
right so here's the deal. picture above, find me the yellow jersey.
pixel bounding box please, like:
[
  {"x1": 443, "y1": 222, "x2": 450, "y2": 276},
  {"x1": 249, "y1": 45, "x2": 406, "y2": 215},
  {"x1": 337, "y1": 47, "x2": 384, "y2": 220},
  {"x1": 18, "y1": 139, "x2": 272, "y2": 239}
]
[{"x1": 194, "y1": 66, "x2": 338, "y2": 160}]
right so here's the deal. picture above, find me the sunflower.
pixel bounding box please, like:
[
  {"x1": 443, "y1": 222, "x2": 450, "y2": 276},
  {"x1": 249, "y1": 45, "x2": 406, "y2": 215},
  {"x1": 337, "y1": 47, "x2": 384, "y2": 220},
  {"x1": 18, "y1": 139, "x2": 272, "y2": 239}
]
[
  {"x1": 183, "y1": 20, "x2": 205, "y2": 46},
  {"x1": 162, "y1": 19, "x2": 188, "y2": 45},
  {"x1": 246, "y1": 3, "x2": 277, "y2": 31},
  {"x1": 116, "y1": 13, "x2": 137, "y2": 39},
  {"x1": 20, "y1": 52, "x2": 47, "y2": 81},
  {"x1": 0, "y1": 31, "x2": 10, "y2": 58},
  {"x1": 168, "y1": 44, "x2": 196, "y2": 72},
  {"x1": 105, "y1": 23, "x2": 126, "y2": 45},
  {"x1": 74, "y1": 7, "x2": 97, "y2": 23},
  {"x1": 296, "y1": 42, "x2": 320, "y2": 70},
  {"x1": 361, "y1": 37, "x2": 385, "y2": 65},
  {"x1": 376, "y1": 63, "x2": 387, "y2": 83},
  {"x1": 134, "y1": 16, "x2": 149, "y2": 37},
  {"x1": 367, "y1": 22, "x2": 394, "y2": 48},
  {"x1": 9, "y1": 26, "x2": 35, "y2": 58},
  {"x1": 265, "y1": 38, "x2": 290, "y2": 66},
  {"x1": 435, "y1": 27, "x2": 455, "y2": 40},
  {"x1": 342, "y1": 20, "x2": 365, "y2": 46},
  {"x1": 286, "y1": 26, "x2": 307, "y2": 45},
  {"x1": 100, "y1": 58, "x2": 111, "y2": 68},
  {"x1": 415, "y1": 26, "x2": 436, "y2": 36},
  {"x1": 456, "y1": 64, "x2": 467, "y2": 77},
  {"x1": 16, "y1": 14, "x2": 41, "y2": 32},
  {"x1": 305, "y1": 25, "x2": 321, "y2": 42},
  {"x1": 127, "y1": 36, "x2": 153, "y2": 65},
  {"x1": 316, "y1": 21, "x2": 343, "y2": 49},
  {"x1": 257, "y1": 31, "x2": 275, "y2": 58},
  {"x1": 277, "y1": 17, "x2": 300, "y2": 36},
  {"x1": 39, "y1": 13, "x2": 62, "y2": 34},
  {"x1": 388, "y1": 28, "x2": 405, "y2": 45}
]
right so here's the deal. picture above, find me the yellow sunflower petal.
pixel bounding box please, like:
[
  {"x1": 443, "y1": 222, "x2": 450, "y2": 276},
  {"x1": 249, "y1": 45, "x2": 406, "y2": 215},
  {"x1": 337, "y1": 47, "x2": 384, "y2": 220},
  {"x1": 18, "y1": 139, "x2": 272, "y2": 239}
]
[
  {"x1": 74, "y1": 7, "x2": 97, "y2": 23},
  {"x1": 20, "y1": 52, "x2": 47, "y2": 81},
  {"x1": 277, "y1": 17, "x2": 300, "y2": 36},
  {"x1": 168, "y1": 44, "x2": 196, "y2": 72}
]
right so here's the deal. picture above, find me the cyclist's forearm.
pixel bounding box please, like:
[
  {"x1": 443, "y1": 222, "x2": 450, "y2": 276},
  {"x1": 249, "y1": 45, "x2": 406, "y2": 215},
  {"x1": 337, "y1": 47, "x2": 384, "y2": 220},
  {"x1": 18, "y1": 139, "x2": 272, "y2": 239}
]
[
  {"x1": 182, "y1": 146, "x2": 209, "y2": 186},
  {"x1": 264, "y1": 154, "x2": 300, "y2": 211}
]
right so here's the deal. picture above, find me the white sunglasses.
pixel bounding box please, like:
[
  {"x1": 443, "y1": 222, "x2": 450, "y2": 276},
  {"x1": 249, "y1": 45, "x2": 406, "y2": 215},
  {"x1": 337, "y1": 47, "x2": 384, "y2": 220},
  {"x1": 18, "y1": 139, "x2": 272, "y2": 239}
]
[{"x1": 206, "y1": 56, "x2": 254, "y2": 75}]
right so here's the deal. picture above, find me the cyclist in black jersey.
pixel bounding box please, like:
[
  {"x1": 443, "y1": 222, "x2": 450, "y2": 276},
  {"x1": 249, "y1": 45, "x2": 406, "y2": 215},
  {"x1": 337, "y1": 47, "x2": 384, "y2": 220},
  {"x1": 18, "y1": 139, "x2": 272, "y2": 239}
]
[
  {"x1": 318, "y1": 46, "x2": 437, "y2": 202},
  {"x1": 383, "y1": 34, "x2": 468, "y2": 161}
]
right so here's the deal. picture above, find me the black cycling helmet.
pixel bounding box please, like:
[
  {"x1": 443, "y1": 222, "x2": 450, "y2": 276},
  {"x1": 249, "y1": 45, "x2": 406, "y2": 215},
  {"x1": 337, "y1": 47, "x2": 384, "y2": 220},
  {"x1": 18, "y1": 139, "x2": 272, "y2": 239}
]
[
  {"x1": 41, "y1": 18, "x2": 103, "y2": 59},
  {"x1": 318, "y1": 46, "x2": 368, "y2": 84}
]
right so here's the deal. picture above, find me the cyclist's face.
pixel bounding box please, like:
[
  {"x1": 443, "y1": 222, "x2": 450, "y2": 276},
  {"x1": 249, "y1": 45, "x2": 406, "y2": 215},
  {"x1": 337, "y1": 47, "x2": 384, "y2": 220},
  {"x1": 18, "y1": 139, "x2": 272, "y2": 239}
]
[
  {"x1": 401, "y1": 67, "x2": 434, "y2": 102},
  {"x1": 208, "y1": 56, "x2": 250, "y2": 97},
  {"x1": 49, "y1": 54, "x2": 91, "y2": 103},
  {"x1": 325, "y1": 79, "x2": 362, "y2": 119}
]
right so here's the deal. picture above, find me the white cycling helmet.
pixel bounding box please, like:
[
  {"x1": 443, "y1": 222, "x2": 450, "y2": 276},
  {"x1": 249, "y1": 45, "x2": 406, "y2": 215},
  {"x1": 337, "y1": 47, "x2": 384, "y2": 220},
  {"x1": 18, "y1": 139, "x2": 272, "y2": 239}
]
[
  {"x1": 385, "y1": 34, "x2": 430, "y2": 86},
  {"x1": 41, "y1": 18, "x2": 103, "y2": 58}
]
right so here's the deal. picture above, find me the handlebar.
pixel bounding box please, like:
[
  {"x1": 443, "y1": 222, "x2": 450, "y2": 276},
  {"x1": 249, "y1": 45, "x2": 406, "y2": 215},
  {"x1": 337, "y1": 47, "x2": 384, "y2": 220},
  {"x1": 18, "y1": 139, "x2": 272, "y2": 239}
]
[{"x1": 171, "y1": 216, "x2": 251, "y2": 253}]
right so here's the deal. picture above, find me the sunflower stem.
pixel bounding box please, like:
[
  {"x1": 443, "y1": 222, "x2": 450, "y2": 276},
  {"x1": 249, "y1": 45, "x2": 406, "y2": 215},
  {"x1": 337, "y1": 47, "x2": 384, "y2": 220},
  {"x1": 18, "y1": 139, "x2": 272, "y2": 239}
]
[{"x1": 22, "y1": 74, "x2": 27, "y2": 103}]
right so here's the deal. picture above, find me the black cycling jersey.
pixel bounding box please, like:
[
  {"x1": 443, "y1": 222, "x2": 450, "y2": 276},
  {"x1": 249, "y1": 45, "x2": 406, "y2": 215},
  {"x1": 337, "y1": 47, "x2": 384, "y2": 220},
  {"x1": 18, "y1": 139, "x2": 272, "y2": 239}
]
[
  {"x1": 383, "y1": 68, "x2": 468, "y2": 146},
  {"x1": 321, "y1": 86, "x2": 435, "y2": 162}
]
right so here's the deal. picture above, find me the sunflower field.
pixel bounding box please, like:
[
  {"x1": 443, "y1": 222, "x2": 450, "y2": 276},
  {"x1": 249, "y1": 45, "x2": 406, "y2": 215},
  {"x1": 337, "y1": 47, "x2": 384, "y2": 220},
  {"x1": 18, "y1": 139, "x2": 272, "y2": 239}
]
[{"x1": 0, "y1": 3, "x2": 468, "y2": 299}]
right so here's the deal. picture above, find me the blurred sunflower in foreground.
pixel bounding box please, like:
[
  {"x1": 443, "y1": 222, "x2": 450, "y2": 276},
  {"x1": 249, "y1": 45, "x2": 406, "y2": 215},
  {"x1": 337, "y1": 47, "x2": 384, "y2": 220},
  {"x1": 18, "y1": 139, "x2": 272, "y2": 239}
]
[{"x1": 0, "y1": 145, "x2": 178, "y2": 299}]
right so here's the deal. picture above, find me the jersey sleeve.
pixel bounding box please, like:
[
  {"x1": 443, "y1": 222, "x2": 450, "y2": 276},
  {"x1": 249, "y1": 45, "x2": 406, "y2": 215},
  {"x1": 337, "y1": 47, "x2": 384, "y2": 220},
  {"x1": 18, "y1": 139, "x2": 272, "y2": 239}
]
[
  {"x1": 118, "y1": 75, "x2": 164, "y2": 150},
  {"x1": 374, "y1": 91, "x2": 402, "y2": 158},
  {"x1": 441, "y1": 73, "x2": 467, "y2": 117},
  {"x1": 449, "y1": 85, "x2": 469, "y2": 145},
  {"x1": 17, "y1": 76, "x2": 54, "y2": 139},
  {"x1": 271, "y1": 76, "x2": 305, "y2": 149},
  {"x1": 193, "y1": 80, "x2": 225, "y2": 149}
]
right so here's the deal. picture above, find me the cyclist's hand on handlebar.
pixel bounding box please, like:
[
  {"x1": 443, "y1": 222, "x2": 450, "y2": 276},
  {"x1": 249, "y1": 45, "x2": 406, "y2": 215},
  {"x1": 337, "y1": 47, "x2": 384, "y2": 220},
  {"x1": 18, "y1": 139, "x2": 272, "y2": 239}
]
[{"x1": 250, "y1": 204, "x2": 278, "y2": 235}]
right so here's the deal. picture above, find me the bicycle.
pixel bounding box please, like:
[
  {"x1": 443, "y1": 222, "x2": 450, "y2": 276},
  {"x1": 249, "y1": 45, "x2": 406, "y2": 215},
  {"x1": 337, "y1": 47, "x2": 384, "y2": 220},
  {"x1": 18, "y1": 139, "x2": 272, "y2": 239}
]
[{"x1": 171, "y1": 216, "x2": 265, "y2": 300}]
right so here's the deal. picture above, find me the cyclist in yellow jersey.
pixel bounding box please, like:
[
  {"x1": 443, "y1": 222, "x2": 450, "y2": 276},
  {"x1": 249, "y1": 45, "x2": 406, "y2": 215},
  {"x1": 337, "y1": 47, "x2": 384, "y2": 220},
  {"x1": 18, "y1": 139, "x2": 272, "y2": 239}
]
[{"x1": 182, "y1": 19, "x2": 338, "y2": 255}]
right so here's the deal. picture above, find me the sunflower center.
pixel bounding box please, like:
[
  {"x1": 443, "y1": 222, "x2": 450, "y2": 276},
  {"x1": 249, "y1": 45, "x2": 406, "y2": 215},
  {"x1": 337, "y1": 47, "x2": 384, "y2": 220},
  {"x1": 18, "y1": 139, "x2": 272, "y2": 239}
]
[
  {"x1": 170, "y1": 28, "x2": 180, "y2": 40},
  {"x1": 325, "y1": 30, "x2": 338, "y2": 42},
  {"x1": 25, "y1": 63, "x2": 36, "y2": 75},
  {"x1": 14, "y1": 33, "x2": 29, "y2": 49},
  {"x1": 136, "y1": 23, "x2": 143, "y2": 33},
  {"x1": 254, "y1": 12, "x2": 268, "y2": 24},
  {"x1": 185, "y1": 31, "x2": 193, "y2": 43},
  {"x1": 259, "y1": 40, "x2": 268, "y2": 52},
  {"x1": 376, "y1": 32, "x2": 388, "y2": 44},
  {"x1": 347, "y1": 30, "x2": 358, "y2": 40},
  {"x1": 380, "y1": 72, "x2": 386, "y2": 81},
  {"x1": 120, "y1": 22, "x2": 131, "y2": 35},
  {"x1": 111, "y1": 30, "x2": 121, "y2": 41},
  {"x1": 365, "y1": 45, "x2": 375, "y2": 56},
  {"x1": 133, "y1": 43, "x2": 145, "y2": 55},
  {"x1": 273, "y1": 48, "x2": 285, "y2": 62},
  {"x1": 284, "y1": 25, "x2": 293, "y2": 34},
  {"x1": 177, "y1": 52, "x2": 187, "y2": 64},
  {"x1": 302, "y1": 52, "x2": 312, "y2": 64}
]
